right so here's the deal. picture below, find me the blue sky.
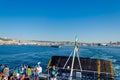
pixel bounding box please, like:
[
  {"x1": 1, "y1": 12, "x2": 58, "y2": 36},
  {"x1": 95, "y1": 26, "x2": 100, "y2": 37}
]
[{"x1": 0, "y1": 0, "x2": 120, "y2": 42}]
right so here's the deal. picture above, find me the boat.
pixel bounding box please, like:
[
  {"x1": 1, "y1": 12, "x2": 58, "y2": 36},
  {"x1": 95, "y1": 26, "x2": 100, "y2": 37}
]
[
  {"x1": 50, "y1": 45, "x2": 61, "y2": 48},
  {"x1": 40, "y1": 37, "x2": 114, "y2": 80}
]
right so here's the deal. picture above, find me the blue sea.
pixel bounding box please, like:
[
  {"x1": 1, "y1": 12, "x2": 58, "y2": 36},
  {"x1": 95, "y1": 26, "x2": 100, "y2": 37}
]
[{"x1": 0, "y1": 45, "x2": 120, "y2": 79}]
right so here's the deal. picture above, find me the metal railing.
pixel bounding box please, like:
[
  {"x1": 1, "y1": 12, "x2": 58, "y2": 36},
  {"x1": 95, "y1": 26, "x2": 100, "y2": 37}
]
[{"x1": 47, "y1": 67, "x2": 114, "y2": 80}]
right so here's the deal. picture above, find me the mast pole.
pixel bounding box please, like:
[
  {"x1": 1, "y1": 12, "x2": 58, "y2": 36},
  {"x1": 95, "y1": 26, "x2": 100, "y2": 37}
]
[
  {"x1": 69, "y1": 47, "x2": 76, "y2": 80},
  {"x1": 70, "y1": 36, "x2": 78, "y2": 80}
]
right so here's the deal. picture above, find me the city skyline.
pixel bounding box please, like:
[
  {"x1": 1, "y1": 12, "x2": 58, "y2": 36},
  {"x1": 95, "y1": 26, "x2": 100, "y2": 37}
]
[{"x1": 0, "y1": 0, "x2": 120, "y2": 43}]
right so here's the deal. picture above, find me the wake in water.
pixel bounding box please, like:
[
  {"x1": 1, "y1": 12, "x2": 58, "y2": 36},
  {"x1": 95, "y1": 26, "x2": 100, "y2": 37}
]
[{"x1": 83, "y1": 47, "x2": 120, "y2": 79}]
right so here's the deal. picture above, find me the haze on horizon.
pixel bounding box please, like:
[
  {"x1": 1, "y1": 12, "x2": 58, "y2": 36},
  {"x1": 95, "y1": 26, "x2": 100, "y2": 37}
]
[{"x1": 0, "y1": 0, "x2": 120, "y2": 43}]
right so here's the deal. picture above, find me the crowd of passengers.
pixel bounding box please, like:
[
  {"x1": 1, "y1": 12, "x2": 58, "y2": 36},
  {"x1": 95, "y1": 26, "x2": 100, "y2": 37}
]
[{"x1": 0, "y1": 63, "x2": 42, "y2": 80}]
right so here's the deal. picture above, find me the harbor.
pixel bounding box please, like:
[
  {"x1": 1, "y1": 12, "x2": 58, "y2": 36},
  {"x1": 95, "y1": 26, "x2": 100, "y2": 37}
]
[{"x1": 0, "y1": 37, "x2": 120, "y2": 47}]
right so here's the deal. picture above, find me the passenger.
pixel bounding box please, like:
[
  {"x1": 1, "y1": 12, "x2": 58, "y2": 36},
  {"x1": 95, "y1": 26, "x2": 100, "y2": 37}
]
[
  {"x1": 35, "y1": 62, "x2": 42, "y2": 77},
  {"x1": 9, "y1": 73, "x2": 16, "y2": 80},
  {"x1": 27, "y1": 66, "x2": 33, "y2": 77},
  {"x1": 3, "y1": 65, "x2": 9, "y2": 78},
  {"x1": 34, "y1": 69, "x2": 38, "y2": 80},
  {"x1": 50, "y1": 65, "x2": 58, "y2": 80},
  {"x1": 0, "y1": 72, "x2": 3, "y2": 80},
  {"x1": 22, "y1": 64, "x2": 27, "y2": 74},
  {"x1": 2, "y1": 75, "x2": 8, "y2": 80},
  {"x1": 13, "y1": 67, "x2": 20, "y2": 79},
  {"x1": 36, "y1": 65, "x2": 42, "y2": 76},
  {"x1": 24, "y1": 74, "x2": 31, "y2": 80},
  {"x1": 20, "y1": 73, "x2": 25, "y2": 80},
  {"x1": 20, "y1": 64, "x2": 23, "y2": 74}
]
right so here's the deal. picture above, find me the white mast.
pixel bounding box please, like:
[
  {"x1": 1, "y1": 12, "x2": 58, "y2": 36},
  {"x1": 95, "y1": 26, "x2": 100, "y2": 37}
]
[
  {"x1": 69, "y1": 46, "x2": 76, "y2": 80},
  {"x1": 69, "y1": 36, "x2": 82, "y2": 80},
  {"x1": 63, "y1": 37, "x2": 82, "y2": 80}
]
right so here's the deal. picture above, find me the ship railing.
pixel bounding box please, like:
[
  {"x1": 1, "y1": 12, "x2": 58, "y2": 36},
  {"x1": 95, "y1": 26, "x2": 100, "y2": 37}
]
[
  {"x1": 8, "y1": 66, "x2": 120, "y2": 80},
  {"x1": 47, "y1": 66, "x2": 114, "y2": 80}
]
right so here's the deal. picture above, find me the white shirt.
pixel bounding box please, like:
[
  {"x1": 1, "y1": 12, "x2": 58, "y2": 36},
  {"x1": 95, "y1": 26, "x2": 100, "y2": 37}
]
[{"x1": 36, "y1": 66, "x2": 42, "y2": 74}]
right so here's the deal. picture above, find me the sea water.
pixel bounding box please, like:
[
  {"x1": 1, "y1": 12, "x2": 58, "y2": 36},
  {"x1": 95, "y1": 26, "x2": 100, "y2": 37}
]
[{"x1": 0, "y1": 45, "x2": 120, "y2": 79}]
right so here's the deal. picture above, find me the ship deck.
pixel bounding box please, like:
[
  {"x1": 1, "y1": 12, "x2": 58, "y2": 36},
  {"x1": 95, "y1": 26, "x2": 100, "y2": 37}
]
[{"x1": 46, "y1": 56, "x2": 114, "y2": 80}]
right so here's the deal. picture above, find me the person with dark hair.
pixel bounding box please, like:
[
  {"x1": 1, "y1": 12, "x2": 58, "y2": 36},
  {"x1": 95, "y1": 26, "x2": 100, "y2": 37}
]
[
  {"x1": 34, "y1": 69, "x2": 38, "y2": 80},
  {"x1": 20, "y1": 73, "x2": 25, "y2": 80},
  {"x1": 22, "y1": 64, "x2": 27, "y2": 75},
  {"x1": 24, "y1": 74, "x2": 31, "y2": 80},
  {"x1": 9, "y1": 73, "x2": 16, "y2": 80},
  {"x1": 3, "y1": 65, "x2": 9, "y2": 79},
  {"x1": 50, "y1": 65, "x2": 58, "y2": 80},
  {"x1": 27, "y1": 66, "x2": 33, "y2": 77},
  {"x1": 13, "y1": 67, "x2": 20, "y2": 80}
]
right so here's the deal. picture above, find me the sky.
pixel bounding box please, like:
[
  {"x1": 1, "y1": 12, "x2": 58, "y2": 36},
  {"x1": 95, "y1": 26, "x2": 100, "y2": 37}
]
[{"x1": 0, "y1": 0, "x2": 120, "y2": 42}]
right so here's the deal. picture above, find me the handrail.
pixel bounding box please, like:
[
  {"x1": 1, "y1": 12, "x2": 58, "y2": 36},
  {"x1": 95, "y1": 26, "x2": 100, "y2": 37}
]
[
  {"x1": 50, "y1": 67, "x2": 113, "y2": 75},
  {"x1": 47, "y1": 66, "x2": 114, "y2": 80}
]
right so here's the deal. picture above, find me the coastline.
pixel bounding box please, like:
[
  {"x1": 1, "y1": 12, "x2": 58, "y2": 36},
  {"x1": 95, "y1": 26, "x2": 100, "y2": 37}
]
[{"x1": 0, "y1": 37, "x2": 120, "y2": 47}]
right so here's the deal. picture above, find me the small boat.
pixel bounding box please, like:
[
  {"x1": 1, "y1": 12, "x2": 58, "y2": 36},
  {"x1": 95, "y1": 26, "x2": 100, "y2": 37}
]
[{"x1": 50, "y1": 45, "x2": 61, "y2": 48}]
